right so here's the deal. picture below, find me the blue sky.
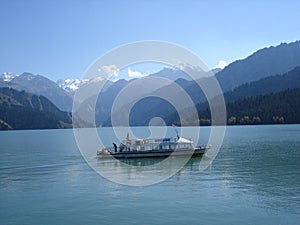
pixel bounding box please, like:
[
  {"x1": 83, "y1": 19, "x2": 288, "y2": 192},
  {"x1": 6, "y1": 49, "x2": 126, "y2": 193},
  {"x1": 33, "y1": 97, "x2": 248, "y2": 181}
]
[{"x1": 1, "y1": 0, "x2": 300, "y2": 81}]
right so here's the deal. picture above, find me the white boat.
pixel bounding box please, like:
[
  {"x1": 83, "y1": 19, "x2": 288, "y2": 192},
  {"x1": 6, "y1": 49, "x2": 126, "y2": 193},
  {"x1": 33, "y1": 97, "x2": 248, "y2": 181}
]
[{"x1": 97, "y1": 134, "x2": 208, "y2": 159}]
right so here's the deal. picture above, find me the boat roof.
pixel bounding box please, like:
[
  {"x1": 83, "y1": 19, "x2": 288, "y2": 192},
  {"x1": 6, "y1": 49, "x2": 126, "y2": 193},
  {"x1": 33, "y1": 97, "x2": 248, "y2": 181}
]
[
  {"x1": 122, "y1": 136, "x2": 193, "y2": 144},
  {"x1": 177, "y1": 137, "x2": 193, "y2": 143}
]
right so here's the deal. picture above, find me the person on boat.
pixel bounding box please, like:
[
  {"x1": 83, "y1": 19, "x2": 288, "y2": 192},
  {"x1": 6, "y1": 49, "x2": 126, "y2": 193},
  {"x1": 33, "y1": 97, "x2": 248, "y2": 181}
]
[
  {"x1": 119, "y1": 143, "x2": 125, "y2": 152},
  {"x1": 113, "y1": 143, "x2": 118, "y2": 152}
]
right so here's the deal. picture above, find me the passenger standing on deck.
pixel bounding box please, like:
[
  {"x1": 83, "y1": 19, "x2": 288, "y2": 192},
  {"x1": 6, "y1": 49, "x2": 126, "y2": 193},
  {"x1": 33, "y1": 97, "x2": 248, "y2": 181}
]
[{"x1": 113, "y1": 143, "x2": 118, "y2": 152}]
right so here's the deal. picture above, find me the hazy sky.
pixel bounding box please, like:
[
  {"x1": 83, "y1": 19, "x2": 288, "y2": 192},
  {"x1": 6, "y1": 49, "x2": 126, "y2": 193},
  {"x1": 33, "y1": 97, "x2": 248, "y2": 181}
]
[{"x1": 1, "y1": 0, "x2": 300, "y2": 81}]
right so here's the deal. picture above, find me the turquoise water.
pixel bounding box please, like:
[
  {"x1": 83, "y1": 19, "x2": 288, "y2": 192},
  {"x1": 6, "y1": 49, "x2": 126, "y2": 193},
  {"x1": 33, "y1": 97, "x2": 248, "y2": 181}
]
[{"x1": 0, "y1": 125, "x2": 300, "y2": 224}]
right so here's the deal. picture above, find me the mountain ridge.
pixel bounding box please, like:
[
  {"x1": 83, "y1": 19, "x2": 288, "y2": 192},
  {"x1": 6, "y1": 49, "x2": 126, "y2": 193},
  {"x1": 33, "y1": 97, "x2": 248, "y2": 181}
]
[
  {"x1": 126, "y1": 66, "x2": 300, "y2": 126},
  {"x1": 0, "y1": 87, "x2": 72, "y2": 130},
  {"x1": 0, "y1": 72, "x2": 74, "y2": 111},
  {"x1": 1, "y1": 40, "x2": 300, "y2": 128},
  {"x1": 216, "y1": 40, "x2": 300, "y2": 92}
]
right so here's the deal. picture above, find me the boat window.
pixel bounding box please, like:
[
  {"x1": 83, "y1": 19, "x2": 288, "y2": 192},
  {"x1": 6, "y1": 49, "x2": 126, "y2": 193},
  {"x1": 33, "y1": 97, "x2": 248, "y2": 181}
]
[
  {"x1": 162, "y1": 144, "x2": 169, "y2": 150},
  {"x1": 176, "y1": 143, "x2": 192, "y2": 149}
]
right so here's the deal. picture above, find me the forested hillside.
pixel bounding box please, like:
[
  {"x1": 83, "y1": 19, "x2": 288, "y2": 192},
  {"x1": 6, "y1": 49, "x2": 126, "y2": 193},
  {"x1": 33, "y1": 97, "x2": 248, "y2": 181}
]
[
  {"x1": 196, "y1": 88, "x2": 300, "y2": 125},
  {"x1": 0, "y1": 88, "x2": 72, "y2": 130}
]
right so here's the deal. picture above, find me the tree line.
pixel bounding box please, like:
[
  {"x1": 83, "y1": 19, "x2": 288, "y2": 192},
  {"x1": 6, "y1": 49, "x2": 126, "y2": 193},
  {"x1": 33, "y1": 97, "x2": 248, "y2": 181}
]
[{"x1": 197, "y1": 88, "x2": 300, "y2": 126}]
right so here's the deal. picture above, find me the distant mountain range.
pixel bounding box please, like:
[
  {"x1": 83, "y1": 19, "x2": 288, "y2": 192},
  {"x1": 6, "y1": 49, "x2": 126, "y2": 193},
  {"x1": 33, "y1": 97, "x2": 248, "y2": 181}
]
[
  {"x1": 0, "y1": 87, "x2": 72, "y2": 129},
  {"x1": 0, "y1": 72, "x2": 73, "y2": 111},
  {"x1": 102, "y1": 41, "x2": 300, "y2": 126},
  {"x1": 1, "y1": 40, "x2": 300, "y2": 129},
  {"x1": 57, "y1": 78, "x2": 90, "y2": 92},
  {"x1": 223, "y1": 66, "x2": 300, "y2": 103},
  {"x1": 148, "y1": 65, "x2": 215, "y2": 81},
  {"x1": 57, "y1": 77, "x2": 113, "y2": 93},
  {"x1": 216, "y1": 40, "x2": 300, "y2": 92},
  {"x1": 0, "y1": 72, "x2": 115, "y2": 112},
  {"x1": 113, "y1": 66, "x2": 300, "y2": 126}
]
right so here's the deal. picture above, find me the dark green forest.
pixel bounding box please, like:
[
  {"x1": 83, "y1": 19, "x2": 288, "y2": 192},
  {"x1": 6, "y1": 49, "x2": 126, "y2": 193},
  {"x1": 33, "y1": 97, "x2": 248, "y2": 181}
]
[
  {"x1": 0, "y1": 87, "x2": 72, "y2": 130},
  {"x1": 197, "y1": 88, "x2": 300, "y2": 126}
]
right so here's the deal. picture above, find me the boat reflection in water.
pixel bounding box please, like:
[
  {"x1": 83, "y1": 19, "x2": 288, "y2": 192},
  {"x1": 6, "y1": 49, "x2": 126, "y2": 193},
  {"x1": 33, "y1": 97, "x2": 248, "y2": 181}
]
[
  {"x1": 118, "y1": 155, "x2": 204, "y2": 167},
  {"x1": 95, "y1": 153, "x2": 213, "y2": 185}
]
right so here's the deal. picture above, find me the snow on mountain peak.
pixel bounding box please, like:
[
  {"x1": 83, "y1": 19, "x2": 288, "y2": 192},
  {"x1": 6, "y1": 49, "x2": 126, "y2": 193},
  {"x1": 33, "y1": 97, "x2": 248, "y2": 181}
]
[
  {"x1": 90, "y1": 76, "x2": 105, "y2": 82},
  {"x1": 57, "y1": 78, "x2": 89, "y2": 92},
  {"x1": 57, "y1": 76, "x2": 111, "y2": 92},
  {"x1": 0, "y1": 72, "x2": 18, "y2": 82},
  {"x1": 21, "y1": 73, "x2": 36, "y2": 81},
  {"x1": 172, "y1": 63, "x2": 205, "y2": 72}
]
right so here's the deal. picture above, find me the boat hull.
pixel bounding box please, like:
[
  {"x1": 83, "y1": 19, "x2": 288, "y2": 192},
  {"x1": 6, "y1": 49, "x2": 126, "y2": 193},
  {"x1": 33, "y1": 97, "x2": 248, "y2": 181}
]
[{"x1": 98, "y1": 147, "x2": 206, "y2": 159}]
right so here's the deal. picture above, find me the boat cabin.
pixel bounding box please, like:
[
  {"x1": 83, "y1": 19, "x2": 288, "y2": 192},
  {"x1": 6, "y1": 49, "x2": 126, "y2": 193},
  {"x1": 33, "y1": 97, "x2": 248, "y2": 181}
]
[{"x1": 117, "y1": 137, "x2": 194, "y2": 152}]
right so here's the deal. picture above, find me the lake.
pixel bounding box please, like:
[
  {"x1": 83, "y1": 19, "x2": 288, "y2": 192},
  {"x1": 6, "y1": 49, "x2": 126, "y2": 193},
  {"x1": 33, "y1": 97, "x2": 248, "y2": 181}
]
[{"x1": 1, "y1": 125, "x2": 300, "y2": 224}]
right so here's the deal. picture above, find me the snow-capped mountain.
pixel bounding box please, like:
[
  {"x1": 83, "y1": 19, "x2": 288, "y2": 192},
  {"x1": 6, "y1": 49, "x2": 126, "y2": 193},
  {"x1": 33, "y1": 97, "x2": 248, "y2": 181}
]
[
  {"x1": 0, "y1": 72, "x2": 18, "y2": 82},
  {"x1": 0, "y1": 72, "x2": 74, "y2": 111},
  {"x1": 148, "y1": 64, "x2": 214, "y2": 81},
  {"x1": 57, "y1": 78, "x2": 89, "y2": 92},
  {"x1": 57, "y1": 77, "x2": 112, "y2": 93}
]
